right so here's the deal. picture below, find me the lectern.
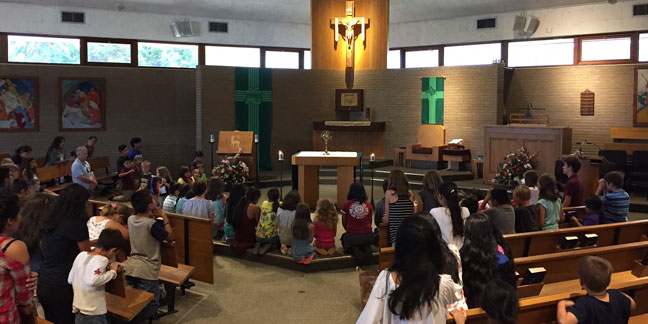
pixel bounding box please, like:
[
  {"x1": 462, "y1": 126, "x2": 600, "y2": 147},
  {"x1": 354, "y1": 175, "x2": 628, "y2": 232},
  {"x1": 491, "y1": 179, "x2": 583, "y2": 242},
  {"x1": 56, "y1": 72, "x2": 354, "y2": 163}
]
[
  {"x1": 292, "y1": 151, "x2": 360, "y2": 208},
  {"x1": 217, "y1": 131, "x2": 257, "y2": 180}
]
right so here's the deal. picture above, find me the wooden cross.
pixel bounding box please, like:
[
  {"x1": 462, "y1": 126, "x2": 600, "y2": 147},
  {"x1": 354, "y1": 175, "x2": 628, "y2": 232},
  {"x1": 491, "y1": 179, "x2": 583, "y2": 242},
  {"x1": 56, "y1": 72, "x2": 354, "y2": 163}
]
[{"x1": 330, "y1": 1, "x2": 369, "y2": 88}]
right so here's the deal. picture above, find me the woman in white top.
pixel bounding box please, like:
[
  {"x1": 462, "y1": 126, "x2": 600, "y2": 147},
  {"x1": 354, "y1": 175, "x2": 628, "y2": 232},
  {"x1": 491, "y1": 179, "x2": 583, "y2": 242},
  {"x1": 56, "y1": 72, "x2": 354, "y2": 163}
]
[
  {"x1": 358, "y1": 216, "x2": 466, "y2": 324},
  {"x1": 429, "y1": 182, "x2": 469, "y2": 250},
  {"x1": 87, "y1": 203, "x2": 130, "y2": 241}
]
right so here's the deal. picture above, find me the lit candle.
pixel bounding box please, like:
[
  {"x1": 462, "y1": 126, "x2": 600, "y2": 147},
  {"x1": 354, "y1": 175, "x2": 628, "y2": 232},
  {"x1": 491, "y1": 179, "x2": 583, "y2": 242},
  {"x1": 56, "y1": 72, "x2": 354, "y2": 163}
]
[
  {"x1": 278, "y1": 150, "x2": 284, "y2": 161},
  {"x1": 370, "y1": 153, "x2": 375, "y2": 162},
  {"x1": 209, "y1": 134, "x2": 214, "y2": 143}
]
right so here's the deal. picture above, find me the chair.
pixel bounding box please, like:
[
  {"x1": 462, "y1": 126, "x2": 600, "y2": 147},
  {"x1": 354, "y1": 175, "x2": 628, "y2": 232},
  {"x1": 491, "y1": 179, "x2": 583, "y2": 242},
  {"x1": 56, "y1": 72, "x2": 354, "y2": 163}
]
[
  {"x1": 598, "y1": 149, "x2": 627, "y2": 178},
  {"x1": 405, "y1": 125, "x2": 446, "y2": 168},
  {"x1": 629, "y1": 151, "x2": 648, "y2": 196}
]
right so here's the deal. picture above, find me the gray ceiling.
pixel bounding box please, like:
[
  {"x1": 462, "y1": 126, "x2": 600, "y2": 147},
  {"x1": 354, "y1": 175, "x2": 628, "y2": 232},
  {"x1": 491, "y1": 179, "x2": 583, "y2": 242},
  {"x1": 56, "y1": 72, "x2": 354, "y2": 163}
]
[{"x1": 2, "y1": 0, "x2": 616, "y2": 24}]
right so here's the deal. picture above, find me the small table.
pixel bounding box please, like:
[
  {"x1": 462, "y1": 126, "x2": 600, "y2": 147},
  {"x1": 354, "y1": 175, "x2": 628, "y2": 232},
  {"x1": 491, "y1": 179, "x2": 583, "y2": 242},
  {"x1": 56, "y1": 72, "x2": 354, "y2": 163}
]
[
  {"x1": 443, "y1": 149, "x2": 471, "y2": 171},
  {"x1": 472, "y1": 159, "x2": 484, "y2": 178},
  {"x1": 393, "y1": 148, "x2": 406, "y2": 167}
]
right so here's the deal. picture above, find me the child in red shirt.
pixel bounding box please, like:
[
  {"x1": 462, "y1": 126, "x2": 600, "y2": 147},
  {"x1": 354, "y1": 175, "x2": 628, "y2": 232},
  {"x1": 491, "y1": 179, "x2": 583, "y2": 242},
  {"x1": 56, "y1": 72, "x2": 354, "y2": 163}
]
[{"x1": 314, "y1": 199, "x2": 338, "y2": 255}]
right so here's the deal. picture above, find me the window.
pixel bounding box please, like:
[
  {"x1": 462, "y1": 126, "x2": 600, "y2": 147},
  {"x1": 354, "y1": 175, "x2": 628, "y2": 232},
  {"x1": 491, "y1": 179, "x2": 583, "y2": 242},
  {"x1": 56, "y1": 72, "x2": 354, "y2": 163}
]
[
  {"x1": 638, "y1": 33, "x2": 647, "y2": 62},
  {"x1": 405, "y1": 49, "x2": 439, "y2": 68},
  {"x1": 137, "y1": 42, "x2": 198, "y2": 68},
  {"x1": 265, "y1": 50, "x2": 299, "y2": 69},
  {"x1": 304, "y1": 50, "x2": 311, "y2": 69},
  {"x1": 87, "y1": 42, "x2": 131, "y2": 64},
  {"x1": 444, "y1": 43, "x2": 501, "y2": 66},
  {"x1": 387, "y1": 50, "x2": 401, "y2": 69},
  {"x1": 205, "y1": 46, "x2": 260, "y2": 67},
  {"x1": 508, "y1": 38, "x2": 574, "y2": 67},
  {"x1": 8, "y1": 35, "x2": 80, "y2": 64},
  {"x1": 580, "y1": 36, "x2": 631, "y2": 62}
]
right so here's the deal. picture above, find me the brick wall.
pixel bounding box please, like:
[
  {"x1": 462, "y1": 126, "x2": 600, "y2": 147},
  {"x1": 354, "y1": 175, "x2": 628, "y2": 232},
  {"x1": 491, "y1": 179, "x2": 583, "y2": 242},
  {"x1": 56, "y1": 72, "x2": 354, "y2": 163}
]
[
  {"x1": 199, "y1": 64, "x2": 502, "y2": 170},
  {"x1": 505, "y1": 65, "x2": 636, "y2": 156},
  {"x1": 0, "y1": 64, "x2": 196, "y2": 176}
]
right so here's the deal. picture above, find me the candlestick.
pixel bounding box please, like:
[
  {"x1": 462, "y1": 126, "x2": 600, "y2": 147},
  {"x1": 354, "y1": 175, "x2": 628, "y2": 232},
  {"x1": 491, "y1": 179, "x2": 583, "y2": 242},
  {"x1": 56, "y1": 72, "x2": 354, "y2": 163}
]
[
  {"x1": 370, "y1": 153, "x2": 375, "y2": 162},
  {"x1": 209, "y1": 134, "x2": 214, "y2": 143},
  {"x1": 278, "y1": 150, "x2": 284, "y2": 161}
]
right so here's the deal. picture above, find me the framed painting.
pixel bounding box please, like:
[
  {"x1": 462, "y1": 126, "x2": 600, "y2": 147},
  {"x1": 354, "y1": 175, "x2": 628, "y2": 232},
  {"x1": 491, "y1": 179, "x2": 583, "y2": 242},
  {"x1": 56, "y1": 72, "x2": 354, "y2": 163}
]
[
  {"x1": 335, "y1": 89, "x2": 364, "y2": 112},
  {"x1": 635, "y1": 67, "x2": 648, "y2": 127},
  {"x1": 0, "y1": 76, "x2": 38, "y2": 132},
  {"x1": 59, "y1": 77, "x2": 106, "y2": 131}
]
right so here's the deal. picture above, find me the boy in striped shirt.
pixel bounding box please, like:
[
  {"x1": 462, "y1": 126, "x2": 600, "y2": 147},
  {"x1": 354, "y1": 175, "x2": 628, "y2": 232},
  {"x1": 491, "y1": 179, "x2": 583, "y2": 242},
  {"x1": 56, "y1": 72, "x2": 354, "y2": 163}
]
[{"x1": 596, "y1": 171, "x2": 630, "y2": 224}]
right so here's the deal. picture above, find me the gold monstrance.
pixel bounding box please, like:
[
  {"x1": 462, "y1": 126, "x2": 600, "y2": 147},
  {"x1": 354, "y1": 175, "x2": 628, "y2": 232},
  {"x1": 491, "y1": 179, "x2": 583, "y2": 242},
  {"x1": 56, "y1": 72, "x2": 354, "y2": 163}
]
[{"x1": 321, "y1": 131, "x2": 332, "y2": 155}]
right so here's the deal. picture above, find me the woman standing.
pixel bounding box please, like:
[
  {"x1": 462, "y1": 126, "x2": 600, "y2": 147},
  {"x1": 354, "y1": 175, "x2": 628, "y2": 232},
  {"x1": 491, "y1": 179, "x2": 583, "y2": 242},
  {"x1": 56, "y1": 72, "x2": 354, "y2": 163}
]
[
  {"x1": 44, "y1": 136, "x2": 66, "y2": 166},
  {"x1": 0, "y1": 193, "x2": 34, "y2": 323},
  {"x1": 37, "y1": 184, "x2": 91, "y2": 323}
]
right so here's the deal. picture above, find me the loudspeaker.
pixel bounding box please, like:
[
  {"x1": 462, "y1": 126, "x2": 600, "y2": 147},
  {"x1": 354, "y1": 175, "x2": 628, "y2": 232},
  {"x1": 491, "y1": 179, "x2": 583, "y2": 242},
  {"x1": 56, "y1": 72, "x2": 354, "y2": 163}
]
[
  {"x1": 513, "y1": 15, "x2": 540, "y2": 39},
  {"x1": 170, "y1": 20, "x2": 193, "y2": 38},
  {"x1": 526, "y1": 17, "x2": 540, "y2": 34},
  {"x1": 513, "y1": 15, "x2": 526, "y2": 32}
]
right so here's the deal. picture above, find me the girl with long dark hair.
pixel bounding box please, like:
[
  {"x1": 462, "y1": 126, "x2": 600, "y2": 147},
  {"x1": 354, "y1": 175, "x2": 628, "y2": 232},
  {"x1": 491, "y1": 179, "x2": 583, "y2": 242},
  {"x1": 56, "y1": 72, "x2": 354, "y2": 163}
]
[
  {"x1": 341, "y1": 182, "x2": 373, "y2": 265},
  {"x1": 358, "y1": 216, "x2": 465, "y2": 322},
  {"x1": 430, "y1": 182, "x2": 469, "y2": 249},
  {"x1": 538, "y1": 173, "x2": 563, "y2": 230},
  {"x1": 416, "y1": 170, "x2": 443, "y2": 213},
  {"x1": 460, "y1": 213, "x2": 516, "y2": 309},
  {"x1": 44, "y1": 136, "x2": 66, "y2": 166},
  {"x1": 230, "y1": 186, "x2": 261, "y2": 256},
  {"x1": 223, "y1": 183, "x2": 246, "y2": 243},
  {"x1": 290, "y1": 203, "x2": 315, "y2": 264},
  {"x1": 37, "y1": 184, "x2": 92, "y2": 323}
]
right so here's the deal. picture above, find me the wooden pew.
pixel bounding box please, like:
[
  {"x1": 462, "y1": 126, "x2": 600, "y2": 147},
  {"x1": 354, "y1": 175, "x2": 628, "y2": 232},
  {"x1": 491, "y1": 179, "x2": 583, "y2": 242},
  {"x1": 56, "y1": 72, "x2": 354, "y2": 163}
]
[
  {"x1": 88, "y1": 156, "x2": 116, "y2": 183},
  {"x1": 505, "y1": 219, "x2": 648, "y2": 258},
  {"x1": 87, "y1": 199, "x2": 214, "y2": 284},
  {"x1": 37, "y1": 318, "x2": 53, "y2": 324},
  {"x1": 105, "y1": 269, "x2": 154, "y2": 322},
  {"x1": 159, "y1": 242, "x2": 195, "y2": 315},
  {"x1": 378, "y1": 223, "x2": 390, "y2": 248},
  {"x1": 446, "y1": 276, "x2": 648, "y2": 323},
  {"x1": 0, "y1": 153, "x2": 9, "y2": 161}
]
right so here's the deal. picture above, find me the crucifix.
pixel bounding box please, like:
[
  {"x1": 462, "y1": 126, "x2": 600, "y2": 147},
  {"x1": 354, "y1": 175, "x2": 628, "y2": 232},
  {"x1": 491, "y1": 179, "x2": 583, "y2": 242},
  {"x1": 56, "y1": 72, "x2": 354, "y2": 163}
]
[{"x1": 330, "y1": 1, "x2": 369, "y2": 89}]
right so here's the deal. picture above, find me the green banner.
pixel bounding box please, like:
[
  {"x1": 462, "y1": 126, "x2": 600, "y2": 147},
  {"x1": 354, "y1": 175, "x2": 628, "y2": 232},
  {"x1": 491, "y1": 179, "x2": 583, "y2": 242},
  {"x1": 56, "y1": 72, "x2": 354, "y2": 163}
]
[
  {"x1": 421, "y1": 77, "x2": 444, "y2": 125},
  {"x1": 235, "y1": 68, "x2": 272, "y2": 171}
]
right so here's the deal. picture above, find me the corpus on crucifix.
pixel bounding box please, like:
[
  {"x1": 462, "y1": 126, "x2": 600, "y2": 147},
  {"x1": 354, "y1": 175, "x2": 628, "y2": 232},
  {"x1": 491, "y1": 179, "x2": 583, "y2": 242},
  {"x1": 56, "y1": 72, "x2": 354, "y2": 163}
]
[{"x1": 330, "y1": 1, "x2": 369, "y2": 89}]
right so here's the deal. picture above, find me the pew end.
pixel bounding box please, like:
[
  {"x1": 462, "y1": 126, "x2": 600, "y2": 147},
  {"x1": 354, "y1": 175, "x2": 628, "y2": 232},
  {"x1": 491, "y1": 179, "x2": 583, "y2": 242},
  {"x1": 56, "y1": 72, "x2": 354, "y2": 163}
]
[
  {"x1": 632, "y1": 260, "x2": 648, "y2": 278},
  {"x1": 378, "y1": 223, "x2": 389, "y2": 248},
  {"x1": 517, "y1": 282, "x2": 544, "y2": 299}
]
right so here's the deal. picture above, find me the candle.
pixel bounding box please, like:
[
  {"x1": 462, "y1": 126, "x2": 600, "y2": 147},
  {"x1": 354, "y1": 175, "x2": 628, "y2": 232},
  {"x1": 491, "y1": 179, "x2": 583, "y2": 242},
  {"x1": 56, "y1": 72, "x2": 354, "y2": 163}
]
[
  {"x1": 278, "y1": 150, "x2": 284, "y2": 161},
  {"x1": 209, "y1": 134, "x2": 214, "y2": 143},
  {"x1": 370, "y1": 153, "x2": 375, "y2": 162}
]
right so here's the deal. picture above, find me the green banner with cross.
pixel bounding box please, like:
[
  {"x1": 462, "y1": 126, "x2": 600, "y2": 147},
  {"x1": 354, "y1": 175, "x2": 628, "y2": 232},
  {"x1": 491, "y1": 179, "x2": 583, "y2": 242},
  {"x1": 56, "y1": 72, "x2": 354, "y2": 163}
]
[
  {"x1": 421, "y1": 77, "x2": 444, "y2": 125},
  {"x1": 235, "y1": 67, "x2": 272, "y2": 171}
]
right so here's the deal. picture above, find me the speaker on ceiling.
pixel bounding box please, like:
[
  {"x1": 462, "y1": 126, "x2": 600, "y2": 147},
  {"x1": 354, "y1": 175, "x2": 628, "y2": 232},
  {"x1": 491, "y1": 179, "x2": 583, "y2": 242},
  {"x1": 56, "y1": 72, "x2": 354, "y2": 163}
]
[
  {"x1": 170, "y1": 20, "x2": 194, "y2": 38},
  {"x1": 513, "y1": 15, "x2": 526, "y2": 33},
  {"x1": 513, "y1": 15, "x2": 540, "y2": 39}
]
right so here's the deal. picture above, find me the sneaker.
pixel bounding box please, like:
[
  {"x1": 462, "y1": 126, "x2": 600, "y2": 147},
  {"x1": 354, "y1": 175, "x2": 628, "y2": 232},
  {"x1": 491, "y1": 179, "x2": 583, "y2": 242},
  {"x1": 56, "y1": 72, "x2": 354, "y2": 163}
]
[{"x1": 253, "y1": 242, "x2": 261, "y2": 255}]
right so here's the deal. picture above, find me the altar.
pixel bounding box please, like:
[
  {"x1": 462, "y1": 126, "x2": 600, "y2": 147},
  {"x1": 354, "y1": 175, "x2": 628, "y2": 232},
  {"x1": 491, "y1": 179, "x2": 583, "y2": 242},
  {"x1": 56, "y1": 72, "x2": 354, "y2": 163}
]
[
  {"x1": 292, "y1": 151, "x2": 361, "y2": 208},
  {"x1": 312, "y1": 121, "x2": 386, "y2": 158}
]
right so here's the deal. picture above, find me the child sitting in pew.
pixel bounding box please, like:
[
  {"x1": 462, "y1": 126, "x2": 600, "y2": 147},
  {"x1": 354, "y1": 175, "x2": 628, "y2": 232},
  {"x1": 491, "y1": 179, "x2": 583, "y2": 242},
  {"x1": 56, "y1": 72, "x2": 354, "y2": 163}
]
[
  {"x1": 569, "y1": 195, "x2": 602, "y2": 227},
  {"x1": 124, "y1": 190, "x2": 174, "y2": 323},
  {"x1": 596, "y1": 171, "x2": 630, "y2": 224},
  {"x1": 452, "y1": 278, "x2": 519, "y2": 324},
  {"x1": 290, "y1": 203, "x2": 315, "y2": 264},
  {"x1": 557, "y1": 256, "x2": 636, "y2": 324},
  {"x1": 162, "y1": 183, "x2": 181, "y2": 213},
  {"x1": 88, "y1": 203, "x2": 130, "y2": 241},
  {"x1": 68, "y1": 229, "x2": 123, "y2": 324},
  {"x1": 513, "y1": 185, "x2": 539, "y2": 233},
  {"x1": 538, "y1": 174, "x2": 563, "y2": 230}
]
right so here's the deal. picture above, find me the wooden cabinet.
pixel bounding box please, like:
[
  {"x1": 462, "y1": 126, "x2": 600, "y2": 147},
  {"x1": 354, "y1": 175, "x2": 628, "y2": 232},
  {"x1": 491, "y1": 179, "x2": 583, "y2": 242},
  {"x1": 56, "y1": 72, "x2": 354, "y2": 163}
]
[{"x1": 484, "y1": 125, "x2": 572, "y2": 182}]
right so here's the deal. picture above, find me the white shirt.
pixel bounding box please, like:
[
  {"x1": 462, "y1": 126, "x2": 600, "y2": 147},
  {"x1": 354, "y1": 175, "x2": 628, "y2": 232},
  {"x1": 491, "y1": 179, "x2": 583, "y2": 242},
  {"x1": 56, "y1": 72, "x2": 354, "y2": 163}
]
[
  {"x1": 529, "y1": 187, "x2": 540, "y2": 205},
  {"x1": 68, "y1": 252, "x2": 117, "y2": 315},
  {"x1": 357, "y1": 270, "x2": 463, "y2": 324},
  {"x1": 87, "y1": 217, "x2": 110, "y2": 241},
  {"x1": 429, "y1": 207, "x2": 470, "y2": 250}
]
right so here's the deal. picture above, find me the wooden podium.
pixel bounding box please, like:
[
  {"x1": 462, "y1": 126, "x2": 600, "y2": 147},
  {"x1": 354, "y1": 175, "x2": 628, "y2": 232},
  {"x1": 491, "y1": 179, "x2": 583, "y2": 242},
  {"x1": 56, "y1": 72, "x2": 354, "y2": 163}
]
[
  {"x1": 217, "y1": 131, "x2": 257, "y2": 180},
  {"x1": 292, "y1": 151, "x2": 360, "y2": 208}
]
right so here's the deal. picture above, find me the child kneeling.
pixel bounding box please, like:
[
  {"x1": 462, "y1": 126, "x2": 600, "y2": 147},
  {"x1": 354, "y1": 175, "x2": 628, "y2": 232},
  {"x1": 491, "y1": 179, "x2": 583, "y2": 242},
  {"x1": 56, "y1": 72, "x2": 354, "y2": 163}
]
[
  {"x1": 557, "y1": 256, "x2": 636, "y2": 323},
  {"x1": 290, "y1": 203, "x2": 315, "y2": 264},
  {"x1": 68, "y1": 229, "x2": 123, "y2": 324}
]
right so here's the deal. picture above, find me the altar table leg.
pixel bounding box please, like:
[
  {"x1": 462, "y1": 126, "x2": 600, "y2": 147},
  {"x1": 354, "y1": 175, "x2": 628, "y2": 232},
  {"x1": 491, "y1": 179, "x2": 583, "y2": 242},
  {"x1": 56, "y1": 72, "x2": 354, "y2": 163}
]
[
  {"x1": 299, "y1": 165, "x2": 319, "y2": 209},
  {"x1": 337, "y1": 166, "x2": 354, "y2": 208}
]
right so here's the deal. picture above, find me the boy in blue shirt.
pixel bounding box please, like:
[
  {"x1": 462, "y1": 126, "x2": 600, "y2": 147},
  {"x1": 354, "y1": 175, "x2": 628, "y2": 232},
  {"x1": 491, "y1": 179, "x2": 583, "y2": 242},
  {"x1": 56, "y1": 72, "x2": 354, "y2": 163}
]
[{"x1": 595, "y1": 171, "x2": 630, "y2": 224}]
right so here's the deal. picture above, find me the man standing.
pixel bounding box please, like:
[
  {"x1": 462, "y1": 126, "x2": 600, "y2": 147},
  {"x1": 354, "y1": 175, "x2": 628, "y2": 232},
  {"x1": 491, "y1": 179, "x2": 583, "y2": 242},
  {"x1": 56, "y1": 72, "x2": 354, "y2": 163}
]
[{"x1": 72, "y1": 146, "x2": 97, "y2": 191}]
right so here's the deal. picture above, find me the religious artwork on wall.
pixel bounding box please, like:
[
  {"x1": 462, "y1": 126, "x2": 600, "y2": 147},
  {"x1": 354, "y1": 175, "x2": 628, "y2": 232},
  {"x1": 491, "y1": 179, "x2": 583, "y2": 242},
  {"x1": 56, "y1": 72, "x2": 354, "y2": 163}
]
[
  {"x1": 59, "y1": 78, "x2": 105, "y2": 130},
  {"x1": 635, "y1": 68, "x2": 648, "y2": 127},
  {"x1": 330, "y1": 0, "x2": 369, "y2": 89},
  {"x1": 335, "y1": 89, "x2": 363, "y2": 112},
  {"x1": 234, "y1": 67, "x2": 272, "y2": 171},
  {"x1": 421, "y1": 77, "x2": 444, "y2": 125},
  {"x1": 0, "y1": 76, "x2": 38, "y2": 131}
]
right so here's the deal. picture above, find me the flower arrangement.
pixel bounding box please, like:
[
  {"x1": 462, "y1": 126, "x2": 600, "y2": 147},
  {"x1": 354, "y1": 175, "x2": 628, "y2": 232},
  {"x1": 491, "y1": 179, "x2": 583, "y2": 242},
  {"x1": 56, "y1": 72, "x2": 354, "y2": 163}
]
[
  {"x1": 215, "y1": 152, "x2": 249, "y2": 187},
  {"x1": 494, "y1": 146, "x2": 539, "y2": 186}
]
